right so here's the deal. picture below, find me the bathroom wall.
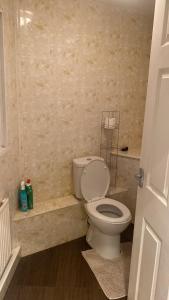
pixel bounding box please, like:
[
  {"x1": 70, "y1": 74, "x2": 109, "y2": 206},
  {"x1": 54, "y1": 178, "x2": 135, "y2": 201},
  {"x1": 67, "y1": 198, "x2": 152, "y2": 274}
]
[
  {"x1": 15, "y1": 0, "x2": 153, "y2": 202},
  {"x1": 0, "y1": 0, "x2": 19, "y2": 246},
  {"x1": 116, "y1": 155, "x2": 140, "y2": 221}
]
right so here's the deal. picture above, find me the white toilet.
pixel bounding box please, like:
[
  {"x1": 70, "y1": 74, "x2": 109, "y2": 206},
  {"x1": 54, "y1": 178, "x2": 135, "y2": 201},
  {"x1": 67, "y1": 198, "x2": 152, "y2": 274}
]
[{"x1": 73, "y1": 156, "x2": 132, "y2": 260}]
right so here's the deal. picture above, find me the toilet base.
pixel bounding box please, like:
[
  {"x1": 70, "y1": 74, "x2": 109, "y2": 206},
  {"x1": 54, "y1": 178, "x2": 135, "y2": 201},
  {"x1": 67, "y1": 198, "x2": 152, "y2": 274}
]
[{"x1": 86, "y1": 223, "x2": 121, "y2": 260}]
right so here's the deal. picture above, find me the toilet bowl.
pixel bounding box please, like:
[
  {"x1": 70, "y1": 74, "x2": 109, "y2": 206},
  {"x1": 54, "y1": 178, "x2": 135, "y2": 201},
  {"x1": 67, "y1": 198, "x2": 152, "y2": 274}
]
[{"x1": 73, "y1": 156, "x2": 132, "y2": 259}]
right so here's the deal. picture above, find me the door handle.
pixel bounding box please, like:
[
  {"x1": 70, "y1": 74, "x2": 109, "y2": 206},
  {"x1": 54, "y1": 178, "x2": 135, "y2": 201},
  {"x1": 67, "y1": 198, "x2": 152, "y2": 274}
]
[{"x1": 135, "y1": 168, "x2": 144, "y2": 188}]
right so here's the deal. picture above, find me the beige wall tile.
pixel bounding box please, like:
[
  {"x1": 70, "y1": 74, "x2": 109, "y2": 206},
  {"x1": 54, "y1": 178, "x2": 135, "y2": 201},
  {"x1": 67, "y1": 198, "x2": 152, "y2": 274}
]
[
  {"x1": 14, "y1": 196, "x2": 88, "y2": 256},
  {"x1": 0, "y1": 0, "x2": 19, "y2": 246},
  {"x1": 15, "y1": 0, "x2": 153, "y2": 203}
]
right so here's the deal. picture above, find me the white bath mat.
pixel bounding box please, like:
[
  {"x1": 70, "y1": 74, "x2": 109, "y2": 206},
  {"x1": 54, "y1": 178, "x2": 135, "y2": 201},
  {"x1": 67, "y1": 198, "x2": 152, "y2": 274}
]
[{"x1": 82, "y1": 242, "x2": 132, "y2": 299}]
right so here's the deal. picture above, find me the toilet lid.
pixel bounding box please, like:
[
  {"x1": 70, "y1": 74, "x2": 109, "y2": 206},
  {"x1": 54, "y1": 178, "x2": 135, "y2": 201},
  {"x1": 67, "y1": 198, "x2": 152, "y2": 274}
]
[{"x1": 81, "y1": 159, "x2": 110, "y2": 202}]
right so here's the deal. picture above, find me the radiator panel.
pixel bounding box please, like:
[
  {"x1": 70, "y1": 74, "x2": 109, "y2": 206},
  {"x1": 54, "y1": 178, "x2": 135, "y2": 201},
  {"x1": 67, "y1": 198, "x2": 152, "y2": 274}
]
[{"x1": 0, "y1": 199, "x2": 12, "y2": 279}]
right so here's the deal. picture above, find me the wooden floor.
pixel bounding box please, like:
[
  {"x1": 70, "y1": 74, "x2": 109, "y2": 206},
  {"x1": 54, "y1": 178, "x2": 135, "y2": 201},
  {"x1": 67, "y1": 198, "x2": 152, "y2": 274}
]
[{"x1": 5, "y1": 226, "x2": 133, "y2": 300}]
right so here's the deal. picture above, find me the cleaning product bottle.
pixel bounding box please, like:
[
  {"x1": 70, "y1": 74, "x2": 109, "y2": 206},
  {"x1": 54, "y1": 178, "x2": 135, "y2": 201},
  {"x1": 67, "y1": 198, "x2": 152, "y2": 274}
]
[
  {"x1": 26, "y1": 179, "x2": 33, "y2": 209},
  {"x1": 19, "y1": 181, "x2": 28, "y2": 212}
]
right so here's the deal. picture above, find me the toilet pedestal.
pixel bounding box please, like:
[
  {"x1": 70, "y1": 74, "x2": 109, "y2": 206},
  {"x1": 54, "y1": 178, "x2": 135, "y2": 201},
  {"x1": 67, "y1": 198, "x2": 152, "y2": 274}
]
[{"x1": 86, "y1": 223, "x2": 121, "y2": 260}]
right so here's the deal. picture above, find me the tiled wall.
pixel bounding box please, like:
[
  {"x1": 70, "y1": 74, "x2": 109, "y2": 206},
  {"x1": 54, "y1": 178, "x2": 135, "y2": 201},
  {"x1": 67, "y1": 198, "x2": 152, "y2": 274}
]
[
  {"x1": 0, "y1": 0, "x2": 19, "y2": 246},
  {"x1": 14, "y1": 195, "x2": 87, "y2": 256},
  {"x1": 116, "y1": 156, "x2": 140, "y2": 221},
  {"x1": 14, "y1": 0, "x2": 153, "y2": 203}
]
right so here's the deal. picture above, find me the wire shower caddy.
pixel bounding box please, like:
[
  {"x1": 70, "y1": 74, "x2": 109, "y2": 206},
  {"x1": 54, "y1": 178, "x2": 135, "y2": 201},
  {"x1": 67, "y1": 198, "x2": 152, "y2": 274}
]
[{"x1": 100, "y1": 111, "x2": 120, "y2": 194}]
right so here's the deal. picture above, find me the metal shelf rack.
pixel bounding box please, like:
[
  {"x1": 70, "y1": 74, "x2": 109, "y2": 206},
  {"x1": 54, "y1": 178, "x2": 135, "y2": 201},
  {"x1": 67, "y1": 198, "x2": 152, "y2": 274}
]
[{"x1": 100, "y1": 111, "x2": 120, "y2": 194}]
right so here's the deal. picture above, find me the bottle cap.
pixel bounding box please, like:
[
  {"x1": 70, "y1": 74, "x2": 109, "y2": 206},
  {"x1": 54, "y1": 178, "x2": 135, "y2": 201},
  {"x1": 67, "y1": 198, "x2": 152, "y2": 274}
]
[
  {"x1": 20, "y1": 181, "x2": 25, "y2": 190},
  {"x1": 26, "y1": 179, "x2": 31, "y2": 184}
]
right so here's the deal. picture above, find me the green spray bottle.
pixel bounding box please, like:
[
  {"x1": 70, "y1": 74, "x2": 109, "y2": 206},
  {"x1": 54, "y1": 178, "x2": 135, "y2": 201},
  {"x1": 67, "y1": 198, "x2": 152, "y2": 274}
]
[{"x1": 26, "y1": 179, "x2": 33, "y2": 209}]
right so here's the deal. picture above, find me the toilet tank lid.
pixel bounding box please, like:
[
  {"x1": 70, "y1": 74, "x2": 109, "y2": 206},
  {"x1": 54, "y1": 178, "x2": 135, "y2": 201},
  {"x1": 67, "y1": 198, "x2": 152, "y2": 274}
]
[{"x1": 73, "y1": 156, "x2": 104, "y2": 168}]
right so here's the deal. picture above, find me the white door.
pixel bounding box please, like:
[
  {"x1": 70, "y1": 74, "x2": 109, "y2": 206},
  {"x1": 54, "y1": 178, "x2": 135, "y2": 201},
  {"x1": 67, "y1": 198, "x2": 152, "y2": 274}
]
[{"x1": 128, "y1": 0, "x2": 169, "y2": 299}]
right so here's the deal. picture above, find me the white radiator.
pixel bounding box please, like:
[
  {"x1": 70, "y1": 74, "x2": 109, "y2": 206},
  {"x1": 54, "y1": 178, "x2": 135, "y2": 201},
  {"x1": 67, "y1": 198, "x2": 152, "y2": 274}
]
[{"x1": 0, "y1": 199, "x2": 12, "y2": 279}]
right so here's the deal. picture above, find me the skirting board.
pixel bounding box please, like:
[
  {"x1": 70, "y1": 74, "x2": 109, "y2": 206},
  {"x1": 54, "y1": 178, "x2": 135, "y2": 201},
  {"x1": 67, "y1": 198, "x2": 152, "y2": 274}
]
[{"x1": 0, "y1": 246, "x2": 20, "y2": 300}]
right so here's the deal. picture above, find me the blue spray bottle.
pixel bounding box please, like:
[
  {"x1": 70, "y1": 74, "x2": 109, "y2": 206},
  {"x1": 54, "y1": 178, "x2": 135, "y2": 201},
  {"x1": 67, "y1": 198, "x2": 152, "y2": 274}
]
[{"x1": 19, "y1": 181, "x2": 28, "y2": 212}]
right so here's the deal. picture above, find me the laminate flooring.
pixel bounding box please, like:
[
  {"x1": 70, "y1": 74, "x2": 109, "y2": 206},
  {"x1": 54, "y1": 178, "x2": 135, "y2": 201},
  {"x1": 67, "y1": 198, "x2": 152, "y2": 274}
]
[{"x1": 4, "y1": 225, "x2": 133, "y2": 300}]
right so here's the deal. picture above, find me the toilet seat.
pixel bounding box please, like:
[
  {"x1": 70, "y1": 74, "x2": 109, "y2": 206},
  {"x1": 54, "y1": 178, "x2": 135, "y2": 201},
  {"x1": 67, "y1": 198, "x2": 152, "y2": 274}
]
[
  {"x1": 85, "y1": 198, "x2": 131, "y2": 224},
  {"x1": 80, "y1": 158, "x2": 131, "y2": 225}
]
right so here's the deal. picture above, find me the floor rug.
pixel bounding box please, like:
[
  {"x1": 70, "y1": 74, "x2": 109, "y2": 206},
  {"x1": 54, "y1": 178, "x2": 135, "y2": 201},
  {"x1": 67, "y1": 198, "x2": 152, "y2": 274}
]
[{"x1": 82, "y1": 243, "x2": 132, "y2": 299}]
